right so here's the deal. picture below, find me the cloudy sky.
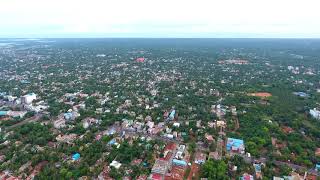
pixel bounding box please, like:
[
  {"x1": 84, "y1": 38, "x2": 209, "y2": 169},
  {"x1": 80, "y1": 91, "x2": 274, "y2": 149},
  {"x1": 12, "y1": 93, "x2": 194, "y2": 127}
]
[{"x1": 1, "y1": 0, "x2": 320, "y2": 38}]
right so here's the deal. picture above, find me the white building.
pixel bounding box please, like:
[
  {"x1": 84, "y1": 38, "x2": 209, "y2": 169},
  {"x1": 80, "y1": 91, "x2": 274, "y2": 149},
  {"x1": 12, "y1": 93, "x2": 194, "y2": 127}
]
[
  {"x1": 7, "y1": 111, "x2": 27, "y2": 118},
  {"x1": 166, "y1": 134, "x2": 174, "y2": 139},
  {"x1": 82, "y1": 117, "x2": 100, "y2": 129},
  {"x1": 310, "y1": 108, "x2": 320, "y2": 119},
  {"x1": 21, "y1": 93, "x2": 37, "y2": 104},
  {"x1": 146, "y1": 121, "x2": 154, "y2": 128},
  {"x1": 175, "y1": 145, "x2": 186, "y2": 159},
  {"x1": 6, "y1": 95, "x2": 17, "y2": 102},
  {"x1": 173, "y1": 122, "x2": 180, "y2": 127},
  {"x1": 110, "y1": 161, "x2": 122, "y2": 169}
]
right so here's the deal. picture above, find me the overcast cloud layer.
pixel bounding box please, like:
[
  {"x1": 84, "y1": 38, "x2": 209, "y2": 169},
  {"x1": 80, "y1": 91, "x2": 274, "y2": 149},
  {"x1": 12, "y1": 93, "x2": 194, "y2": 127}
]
[{"x1": 1, "y1": 0, "x2": 320, "y2": 38}]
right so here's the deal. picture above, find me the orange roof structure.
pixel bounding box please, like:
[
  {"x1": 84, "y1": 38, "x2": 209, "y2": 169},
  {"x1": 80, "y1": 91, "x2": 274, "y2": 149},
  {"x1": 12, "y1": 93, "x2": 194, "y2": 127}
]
[
  {"x1": 249, "y1": 92, "x2": 272, "y2": 98},
  {"x1": 164, "y1": 143, "x2": 177, "y2": 152},
  {"x1": 282, "y1": 126, "x2": 294, "y2": 134}
]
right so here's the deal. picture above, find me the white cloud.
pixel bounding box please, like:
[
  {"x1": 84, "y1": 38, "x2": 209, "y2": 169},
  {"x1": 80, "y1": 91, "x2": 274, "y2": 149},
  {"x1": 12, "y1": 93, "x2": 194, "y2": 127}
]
[{"x1": 0, "y1": 0, "x2": 320, "y2": 37}]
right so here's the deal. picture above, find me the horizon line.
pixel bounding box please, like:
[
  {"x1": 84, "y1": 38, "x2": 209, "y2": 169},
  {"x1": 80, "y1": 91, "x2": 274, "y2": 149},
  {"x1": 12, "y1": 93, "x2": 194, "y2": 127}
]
[{"x1": 1, "y1": 37, "x2": 320, "y2": 39}]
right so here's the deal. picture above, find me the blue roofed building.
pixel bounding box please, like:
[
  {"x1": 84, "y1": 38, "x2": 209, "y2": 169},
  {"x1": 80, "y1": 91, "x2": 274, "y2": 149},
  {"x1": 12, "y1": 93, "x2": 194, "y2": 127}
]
[
  {"x1": 72, "y1": 153, "x2": 80, "y2": 161},
  {"x1": 293, "y1": 92, "x2": 308, "y2": 97},
  {"x1": 20, "y1": 80, "x2": 30, "y2": 84},
  {"x1": 0, "y1": 111, "x2": 8, "y2": 116},
  {"x1": 195, "y1": 151, "x2": 207, "y2": 165},
  {"x1": 64, "y1": 112, "x2": 73, "y2": 121},
  {"x1": 169, "y1": 110, "x2": 176, "y2": 120},
  {"x1": 227, "y1": 138, "x2": 245, "y2": 154},
  {"x1": 254, "y1": 163, "x2": 261, "y2": 172},
  {"x1": 316, "y1": 164, "x2": 320, "y2": 171},
  {"x1": 63, "y1": 111, "x2": 80, "y2": 121},
  {"x1": 254, "y1": 163, "x2": 262, "y2": 179},
  {"x1": 172, "y1": 159, "x2": 187, "y2": 166},
  {"x1": 106, "y1": 127, "x2": 116, "y2": 135},
  {"x1": 108, "y1": 139, "x2": 116, "y2": 145}
]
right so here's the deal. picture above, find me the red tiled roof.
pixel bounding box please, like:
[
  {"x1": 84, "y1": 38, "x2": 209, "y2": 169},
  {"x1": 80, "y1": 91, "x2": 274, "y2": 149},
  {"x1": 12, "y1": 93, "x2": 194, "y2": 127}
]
[
  {"x1": 282, "y1": 126, "x2": 293, "y2": 134},
  {"x1": 131, "y1": 159, "x2": 143, "y2": 165},
  {"x1": 205, "y1": 134, "x2": 214, "y2": 141},
  {"x1": 137, "y1": 175, "x2": 148, "y2": 180},
  {"x1": 306, "y1": 174, "x2": 317, "y2": 180},
  {"x1": 152, "y1": 173, "x2": 163, "y2": 180},
  {"x1": 136, "y1": 58, "x2": 145, "y2": 62},
  {"x1": 164, "y1": 143, "x2": 177, "y2": 151}
]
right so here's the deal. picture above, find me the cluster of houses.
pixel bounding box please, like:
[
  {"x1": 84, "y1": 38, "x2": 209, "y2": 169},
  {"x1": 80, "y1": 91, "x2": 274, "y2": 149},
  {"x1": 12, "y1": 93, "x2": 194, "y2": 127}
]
[
  {"x1": 54, "y1": 114, "x2": 99, "y2": 130},
  {"x1": 150, "y1": 142, "x2": 208, "y2": 180},
  {"x1": 0, "y1": 161, "x2": 48, "y2": 180},
  {"x1": 0, "y1": 92, "x2": 49, "y2": 120},
  {"x1": 119, "y1": 108, "x2": 184, "y2": 141},
  {"x1": 53, "y1": 111, "x2": 80, "y2": 129},
  {"x1": 53, "y1": 92, "x2": 105, "y2": 129},
  {"x1": 218, "y1": 59, "x2": 249, "y2": 65},
  {"x1": 288, "y1": 65, "x2": 316, "y2": 76},
  {"x1": 1, "y1": 43, "x2": 320, "y2": 179},
  {"x1": 226, "y1": 138, "x2": 245, "y2": 155}
]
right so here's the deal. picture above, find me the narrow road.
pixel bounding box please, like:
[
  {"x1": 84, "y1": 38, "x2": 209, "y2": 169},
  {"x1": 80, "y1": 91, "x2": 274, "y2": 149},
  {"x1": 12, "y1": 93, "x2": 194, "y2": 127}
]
[
  {"x1": 233, "y1": 116, "x2": 239, "y2": 131},
  {"x1": 123, "y1": 127, "x2": 320, "y2": 176},
  {"x1": 5, "y1": 113, "x2": 43, "y2": 131},
  {"x1": 273, "y1": 160, "x2": 318, "y2": 175},
  {"x1": 239, "y1": 154, "x2": 318, "y2": 175}
]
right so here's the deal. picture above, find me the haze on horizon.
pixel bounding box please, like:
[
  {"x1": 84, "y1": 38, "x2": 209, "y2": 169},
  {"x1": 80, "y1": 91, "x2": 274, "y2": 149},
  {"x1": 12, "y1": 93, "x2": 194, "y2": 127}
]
[{"x1": 1, "y1": 0, "x2": 320, "y2": 38}]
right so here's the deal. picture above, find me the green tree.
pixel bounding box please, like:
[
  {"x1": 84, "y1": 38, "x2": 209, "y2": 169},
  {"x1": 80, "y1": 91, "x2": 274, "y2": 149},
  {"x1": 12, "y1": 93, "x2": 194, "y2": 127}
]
[{"x1": 201, "y1": 159, "x2": 229, "y2": 180}]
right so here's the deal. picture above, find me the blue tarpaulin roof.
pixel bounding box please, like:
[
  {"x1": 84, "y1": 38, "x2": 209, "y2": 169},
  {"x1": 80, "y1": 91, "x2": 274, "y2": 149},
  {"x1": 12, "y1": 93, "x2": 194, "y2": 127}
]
[
  {"x1": 169, "y1": 110, "x2": 176, "y2": 119},
  {"x1": 227, "y1": 138, "x2": 244, "y2": 151},
  {"x1": 64, "y1": 112, "x2": 73, "y2": 120},
  {"x1": 143, "y1": 162, "x2": 148, "y2": 166},
  {"x1": 293, "y1": 92, "x2": 308, "y2": 97},
  {"x1": 173, "y1": 159, "x2": 187, "y2": 166},
  {"x1": 0, "y1": 111, "x2": 8, "y2": 116},
  {"x1": 108, "y1": 139, "x2": 116, "y2": 145},
  {"x1": 72, "y1": 153, "x2": 80, "y2": 161},
  {"x1": 20, "y1": 80, "x2": 30, "y2": 84},
  {"x1": 107, "y1": 128, "x2": 116, "y2": 135},
  {"x1": 254, "y1": 164, "x2": 262, "y2": 172}
]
